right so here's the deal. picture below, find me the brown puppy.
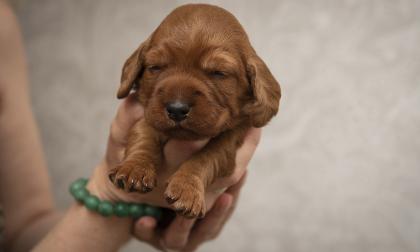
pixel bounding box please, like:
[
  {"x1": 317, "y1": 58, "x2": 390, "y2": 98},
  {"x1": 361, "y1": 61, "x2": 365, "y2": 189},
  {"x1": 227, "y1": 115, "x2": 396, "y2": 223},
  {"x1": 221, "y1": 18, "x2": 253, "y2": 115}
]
[{"x1": 109, "y1": 4, "x2": 281, "y2": 218}]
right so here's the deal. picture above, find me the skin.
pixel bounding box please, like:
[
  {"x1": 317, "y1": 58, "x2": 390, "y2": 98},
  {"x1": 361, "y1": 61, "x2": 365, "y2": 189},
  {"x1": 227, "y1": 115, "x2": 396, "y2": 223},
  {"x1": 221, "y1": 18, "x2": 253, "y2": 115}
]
[
  {"x1": 0, "y1": 1, "x2": 59, "y2": 251},
  {"x1": 0, "y1": 2, "x2": 261, "y2": 251}
]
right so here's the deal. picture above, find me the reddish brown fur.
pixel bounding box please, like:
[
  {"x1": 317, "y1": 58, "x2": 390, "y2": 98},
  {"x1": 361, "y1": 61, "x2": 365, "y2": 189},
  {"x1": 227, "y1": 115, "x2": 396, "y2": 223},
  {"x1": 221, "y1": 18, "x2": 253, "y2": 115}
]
[{"x1": 109, "y1": 4, "x2": 281, "y2": 218}]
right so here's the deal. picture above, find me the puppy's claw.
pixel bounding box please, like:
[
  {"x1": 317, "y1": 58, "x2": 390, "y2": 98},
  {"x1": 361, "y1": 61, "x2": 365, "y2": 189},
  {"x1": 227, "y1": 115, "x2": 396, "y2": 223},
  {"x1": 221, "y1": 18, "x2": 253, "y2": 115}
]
[
  {"x1": 165, "y1": 195, "x2": 178, "y2": 204},
  {"x1": 141, "y1": 186, "x2": 153, "y2": 193},
  {"x1": 108, "y1": 172, "x2": 116, "y2": 183},
  {"x1": 141, "y1": 177, "x2": 157, "y2": 193},
  {"x1": 128, "y1": 181, "x2": 137, "y2": 192},
  {"x1": 131, "y1": 179, "x2": 154, "y2": 194},
  {"x1": 183, "y1": 209, "x2": 196, "y2": 219},
  {"x1": 198, "y1": 210, "x2": 205, "y2": 219},
  {"x1": 116, "y1": 178, "x2": 125, "y2": 189}
]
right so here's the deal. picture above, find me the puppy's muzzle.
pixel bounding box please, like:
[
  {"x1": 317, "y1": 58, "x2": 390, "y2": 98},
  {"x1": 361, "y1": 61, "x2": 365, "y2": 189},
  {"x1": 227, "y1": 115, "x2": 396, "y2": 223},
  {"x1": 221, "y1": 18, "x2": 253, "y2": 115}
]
[{"x1": 166, "y1": 101, "x2": 190, "y2": 122}]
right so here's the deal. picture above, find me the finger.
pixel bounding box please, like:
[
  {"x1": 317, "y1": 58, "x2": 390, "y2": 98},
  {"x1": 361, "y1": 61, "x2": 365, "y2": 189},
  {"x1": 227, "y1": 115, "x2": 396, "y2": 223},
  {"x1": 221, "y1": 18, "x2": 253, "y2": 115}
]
[
  {"x1": 106, "y1": 94, "x2": 144, "y2": 166},
  {"x1": 183, "y1": 173, "x2": 247, "y2": 252},
  {"x1": 225, "y1": 171, "x2": 247, "y2": 200},
  {"x1": 183, "y1": 194, "x2": 233, "y2": 252},
  {"x1": 134, "y1": 216, "x2": 157, "y2": 241},
  {"x1": 218, "y1": 171, "x2": 247, "y2": 221},
  {"x1": 210, "y1": 128, "x2": 260, "y2": 189},
  {"x1": 161, "y1": 216, "x2": 196, "y2": 251},
  {"x1": 133, "y1": 216, "x2": 167, "y2": 251},
  {"x1": 235, "y1": 128, "x2": 261, "y2": 169},
  {"x1": 201, "y1": 173, "x2": 246, "y2": 234},
  {"x1": 109, "y1": 93, "x2": 144, "y2": 147}
]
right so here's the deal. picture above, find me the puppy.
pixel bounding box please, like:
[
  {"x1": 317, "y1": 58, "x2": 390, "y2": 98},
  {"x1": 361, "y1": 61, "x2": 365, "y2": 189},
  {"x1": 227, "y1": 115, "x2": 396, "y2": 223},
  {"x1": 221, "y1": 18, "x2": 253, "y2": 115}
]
[{"x1": 109, "y1": 4, "x2": 281, "y2": 218}]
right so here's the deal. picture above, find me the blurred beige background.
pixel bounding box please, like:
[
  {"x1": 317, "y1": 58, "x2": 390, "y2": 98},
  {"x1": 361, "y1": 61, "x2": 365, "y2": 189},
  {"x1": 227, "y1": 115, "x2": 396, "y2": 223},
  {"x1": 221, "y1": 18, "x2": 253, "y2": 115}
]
[{"x1": 11, "y1": 0, "x2": 420, "y2": 251}]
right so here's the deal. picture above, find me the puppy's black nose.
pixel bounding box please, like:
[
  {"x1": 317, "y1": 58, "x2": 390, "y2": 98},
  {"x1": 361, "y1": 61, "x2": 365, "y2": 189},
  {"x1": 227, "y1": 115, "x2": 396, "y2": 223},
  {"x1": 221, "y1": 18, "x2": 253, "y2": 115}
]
[{"x1": 166, "y1": 101, "x2": 190, "y2": 122}]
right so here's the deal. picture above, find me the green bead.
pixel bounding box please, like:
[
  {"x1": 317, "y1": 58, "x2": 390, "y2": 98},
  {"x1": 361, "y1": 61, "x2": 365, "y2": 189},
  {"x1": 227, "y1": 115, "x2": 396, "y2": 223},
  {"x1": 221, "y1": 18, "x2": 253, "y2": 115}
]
[
  {"x1": 98, "y1": 201, "x2": 114, "y2": 217},
  {"x1": 128, "y1": 204, "x2": 144, "y2": 218},
  {"x1": 114, "y1": 202, "x2": 130, "y2": 217},
  {"x1": 144, "y1": 205, "x2": 162, "y2": 220},
  {"x1": 71, "y1": 188, "x2": 89, "y2": 202},
  {"x1": 69, "y1": 178, "x2": 88, "y2": 194},
  {"x1": 84, "y1": 195, "x2": 100, "y2": 211}
]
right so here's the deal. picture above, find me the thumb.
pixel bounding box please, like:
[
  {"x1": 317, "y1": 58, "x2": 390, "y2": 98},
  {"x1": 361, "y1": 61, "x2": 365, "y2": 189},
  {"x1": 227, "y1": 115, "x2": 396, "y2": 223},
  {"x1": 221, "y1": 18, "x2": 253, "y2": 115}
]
[{"x1": 105, "y1": 94, "x2": 144, "y2": 168}]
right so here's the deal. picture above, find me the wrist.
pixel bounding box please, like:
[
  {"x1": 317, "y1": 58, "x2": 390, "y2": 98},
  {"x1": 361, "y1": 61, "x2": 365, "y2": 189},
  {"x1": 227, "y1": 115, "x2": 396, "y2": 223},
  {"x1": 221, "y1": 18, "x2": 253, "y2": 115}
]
[
  {"x1": 70, "y1": 176, "x2": 163, "y2": 220},
  {"x1": 34, "y1": 204, "x2": 132, "y2": 252}
]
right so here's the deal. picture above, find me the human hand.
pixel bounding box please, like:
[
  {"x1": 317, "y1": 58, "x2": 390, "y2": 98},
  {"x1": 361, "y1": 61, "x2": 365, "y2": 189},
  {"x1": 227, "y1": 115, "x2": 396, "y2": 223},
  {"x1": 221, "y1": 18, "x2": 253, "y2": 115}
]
[
  {"x1": 87, "y1": 94, "x2": 261, "y2": 250},
  {"x1": 134, "y1": 172, "x2": 249, "y2": 252},
  {"x1": 131, "y1": 125, "x2": 261, "y2": 251}
]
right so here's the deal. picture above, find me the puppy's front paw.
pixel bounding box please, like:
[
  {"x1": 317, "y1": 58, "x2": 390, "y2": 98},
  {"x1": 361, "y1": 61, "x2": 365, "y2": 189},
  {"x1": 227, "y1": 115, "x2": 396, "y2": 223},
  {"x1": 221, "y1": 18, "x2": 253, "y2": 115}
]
[
  {"x1": 108, "y1": 161, "x2": 157, "y2": 193},
  {"x1": 164, "y1": 174, "x2": 205, "y2": 218}
]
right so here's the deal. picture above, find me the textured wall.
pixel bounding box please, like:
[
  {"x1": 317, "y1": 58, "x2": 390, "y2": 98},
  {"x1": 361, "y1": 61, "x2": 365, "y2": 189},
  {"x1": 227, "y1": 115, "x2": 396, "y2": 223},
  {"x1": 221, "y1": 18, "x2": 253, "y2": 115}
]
[{"x1": 13, "y1": 0, "x2": 420, "y2": 251}]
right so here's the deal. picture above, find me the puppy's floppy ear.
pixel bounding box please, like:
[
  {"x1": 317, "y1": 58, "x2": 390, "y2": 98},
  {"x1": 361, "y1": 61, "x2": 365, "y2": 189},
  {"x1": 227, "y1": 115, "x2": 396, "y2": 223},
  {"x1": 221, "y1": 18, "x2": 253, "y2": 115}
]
[
  {"x1": 244, "y1": 55, "x2": 281, "y2": 127},
  {"x1": 117, "y1": 39, "x2": 149, "y2": 99}
]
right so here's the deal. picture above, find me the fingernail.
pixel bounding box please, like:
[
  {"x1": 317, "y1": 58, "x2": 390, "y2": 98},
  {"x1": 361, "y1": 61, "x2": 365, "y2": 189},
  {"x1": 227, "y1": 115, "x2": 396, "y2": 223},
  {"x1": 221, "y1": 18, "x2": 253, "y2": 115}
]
[{"x1": 137, "y1": 216, "x2": 156, "y2": 229}]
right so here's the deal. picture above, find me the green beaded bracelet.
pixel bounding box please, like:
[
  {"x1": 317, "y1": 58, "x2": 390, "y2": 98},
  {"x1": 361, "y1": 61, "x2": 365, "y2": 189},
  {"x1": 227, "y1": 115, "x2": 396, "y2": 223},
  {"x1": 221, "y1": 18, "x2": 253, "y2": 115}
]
[{"x1": 69, "y1": 178, "x2": 162, "y2": 220}]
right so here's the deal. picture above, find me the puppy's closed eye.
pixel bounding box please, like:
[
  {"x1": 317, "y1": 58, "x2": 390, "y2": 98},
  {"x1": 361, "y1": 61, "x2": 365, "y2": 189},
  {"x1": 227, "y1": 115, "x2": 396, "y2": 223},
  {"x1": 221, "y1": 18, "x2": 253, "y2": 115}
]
[
  {"x1": 207, "y1": 70, "x2": 228, "y2": 79},
  {"x1": 147, "y1": 65, "x2": 164, "y2": 74}
]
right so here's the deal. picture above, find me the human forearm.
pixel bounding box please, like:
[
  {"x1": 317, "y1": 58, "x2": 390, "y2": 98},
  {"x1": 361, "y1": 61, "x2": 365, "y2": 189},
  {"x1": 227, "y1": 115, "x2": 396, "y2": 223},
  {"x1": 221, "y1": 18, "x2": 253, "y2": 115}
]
[
  {"x1": 0, "y1": 1, "x2": 55, "y2": 248},
  {"x1": 8, "y1": 212, "x2": 62, "y2": 252},
  {"x1": 34, "y1": 204, "x2": 132, "y2": 252}
]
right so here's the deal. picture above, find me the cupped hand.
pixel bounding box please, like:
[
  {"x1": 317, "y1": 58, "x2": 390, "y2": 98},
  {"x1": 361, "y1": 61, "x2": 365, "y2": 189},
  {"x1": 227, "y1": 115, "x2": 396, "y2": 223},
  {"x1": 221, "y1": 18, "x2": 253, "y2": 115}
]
[{"x1": 88, "y1": 94, "x2": 261, "y2": 251}]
